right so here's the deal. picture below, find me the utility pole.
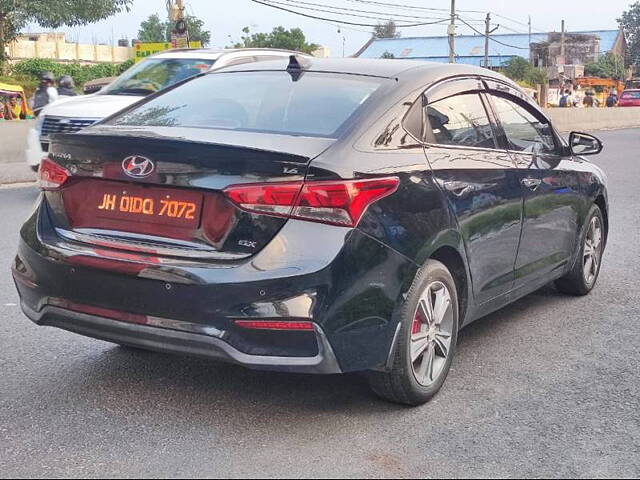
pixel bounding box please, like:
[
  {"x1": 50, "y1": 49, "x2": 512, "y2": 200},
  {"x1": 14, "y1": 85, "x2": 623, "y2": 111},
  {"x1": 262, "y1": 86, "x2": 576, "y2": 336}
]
[
  {"x1": 528, "y1": 16, "x2": 532, "y2": 64},
  {"x1": 448, "y1": 0, "x2": 456, "y2": 63},
  {"x1": 560, "y1": 19, "x2": 566, "y2": 66},
  {"x1": 484, "y1": 13, "x2": 490, "y2": 68},
  {"x1": 168, "y1": 0, "x2": 188, "y2": 48},
  {"x1": 484, "y1": 13, "x2": 499, "y2": 69}
]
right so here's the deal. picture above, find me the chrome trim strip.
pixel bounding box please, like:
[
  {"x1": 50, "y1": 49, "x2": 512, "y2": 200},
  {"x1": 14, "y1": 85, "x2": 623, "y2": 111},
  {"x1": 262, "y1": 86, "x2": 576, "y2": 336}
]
[
  {"x1": 146, "y1": 315, "x2": 224, "y2": 338},
  {"x1": 55, "y1": 228, "x2": 250, "y2": 261}
]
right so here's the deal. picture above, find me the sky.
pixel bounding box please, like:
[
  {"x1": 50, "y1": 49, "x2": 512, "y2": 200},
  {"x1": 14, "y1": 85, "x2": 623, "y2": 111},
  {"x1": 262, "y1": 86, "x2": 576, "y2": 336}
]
[{"x1": 24, "y1": 0, "x2": 635, "y2": 57}]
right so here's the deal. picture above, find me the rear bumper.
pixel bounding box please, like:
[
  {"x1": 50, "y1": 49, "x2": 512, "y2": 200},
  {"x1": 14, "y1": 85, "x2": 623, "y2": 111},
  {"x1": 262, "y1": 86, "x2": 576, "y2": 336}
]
[
  {"x1": 21, "y1": 302, "x2": 342, "y2": 374},
  {"x1": 14, "y1": 198, "x2": 417, "y2": 373}
]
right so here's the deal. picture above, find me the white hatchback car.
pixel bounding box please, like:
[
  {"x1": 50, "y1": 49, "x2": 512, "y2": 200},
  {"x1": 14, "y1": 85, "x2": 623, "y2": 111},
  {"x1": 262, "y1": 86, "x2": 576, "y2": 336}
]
[{"x1": 27, "y1": 48, "x2": 310, "y2": 170}]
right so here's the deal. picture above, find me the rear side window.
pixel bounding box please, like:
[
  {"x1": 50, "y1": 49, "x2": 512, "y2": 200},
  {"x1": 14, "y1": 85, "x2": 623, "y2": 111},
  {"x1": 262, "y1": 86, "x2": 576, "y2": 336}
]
[
  {"x1": 109, "y1": 71, "x2": 384, "y2": 137},
  {"x1": 426, "y1": 93, "x2": 497, "y2": 149},
  {"x1": 622, "y1": 91, "x2": 640, "y2": 99},
  {"x1": 490, "y1": 94, "x2": 557, "y2": 154}
]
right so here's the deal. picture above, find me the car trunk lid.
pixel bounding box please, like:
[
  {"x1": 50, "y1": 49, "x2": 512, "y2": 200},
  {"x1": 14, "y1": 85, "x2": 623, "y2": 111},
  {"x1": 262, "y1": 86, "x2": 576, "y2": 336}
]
[{"x1": 47, "y1": 126, "x2": 334, "y2": 259}]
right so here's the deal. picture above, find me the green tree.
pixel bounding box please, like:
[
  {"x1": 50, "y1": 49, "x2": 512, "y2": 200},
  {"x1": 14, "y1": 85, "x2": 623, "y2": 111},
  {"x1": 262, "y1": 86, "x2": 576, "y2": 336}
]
[
  {"x1": 373, "y1": 20, "x2": 400, "y2": 39},
  {"x1": 502, "y1": 57, "x2": 548, "y2": 86},
  {"x1": 619, "y1": 2, "x2": 640, "y2": 66},
  {"x1": 137, "y1": 13, "x2": 211, "y2": 46},
  {"x1": 0, "y1": 0, "x2": 132, "y2": 72},
  {"x1": 585, "y1": 52, "x2": 627, "y2": 80},
  {"x1": 502, "y1": 57, "x2": 530, "y2": 82},
  {"x1": 182, "y1": 15, "x2": 210, "y2": 46},
  {"x1": 232, "y1": 26, "x2": 319, "y2": 54},
  {"x1": 137, "y1": 13, "x2": 166, "y2": 42}
]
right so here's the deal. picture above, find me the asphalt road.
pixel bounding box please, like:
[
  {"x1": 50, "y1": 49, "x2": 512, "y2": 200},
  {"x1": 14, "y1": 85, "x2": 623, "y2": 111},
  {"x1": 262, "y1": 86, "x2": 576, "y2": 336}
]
[{"x1": 1, "y1": 129, "x2": 639, "y2": 478}]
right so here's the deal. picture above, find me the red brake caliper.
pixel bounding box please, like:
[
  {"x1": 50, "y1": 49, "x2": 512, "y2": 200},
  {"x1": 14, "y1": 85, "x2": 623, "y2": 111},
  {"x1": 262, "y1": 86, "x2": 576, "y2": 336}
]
[{"x1": 412, "y1": 307, "x2": 425, "y2": 335}]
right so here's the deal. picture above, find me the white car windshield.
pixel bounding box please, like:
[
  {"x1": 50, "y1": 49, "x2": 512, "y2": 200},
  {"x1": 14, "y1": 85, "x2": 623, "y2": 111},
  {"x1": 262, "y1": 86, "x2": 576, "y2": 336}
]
[{"x1": 103, "y1": 58, "x2": 215, "y2": 96}]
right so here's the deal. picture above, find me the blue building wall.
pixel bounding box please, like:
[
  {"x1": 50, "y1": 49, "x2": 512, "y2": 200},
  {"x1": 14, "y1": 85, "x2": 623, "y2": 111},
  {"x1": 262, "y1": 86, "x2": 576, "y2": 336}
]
[{"x1": 357, "y1": 30, "x2": 622, "y2": 67}]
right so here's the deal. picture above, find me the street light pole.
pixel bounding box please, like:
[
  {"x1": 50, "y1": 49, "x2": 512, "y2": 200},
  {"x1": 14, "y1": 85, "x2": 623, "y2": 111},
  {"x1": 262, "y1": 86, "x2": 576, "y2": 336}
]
[{"x1": 448, "y1": 0, "x2": 456, "y2": 63}]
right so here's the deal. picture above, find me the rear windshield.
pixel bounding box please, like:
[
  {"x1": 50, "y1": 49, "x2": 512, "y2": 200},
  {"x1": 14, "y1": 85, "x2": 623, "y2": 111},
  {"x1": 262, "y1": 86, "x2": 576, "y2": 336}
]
[
  {"x1": 107, "y1": 71, "x2": 384, "y2": 137},
  {"x1": 103, "y1": 58, "x2": 215, "y2": 96},
  {"x1": 622, "y1": 91, "x2": 640, "y2": 99}
]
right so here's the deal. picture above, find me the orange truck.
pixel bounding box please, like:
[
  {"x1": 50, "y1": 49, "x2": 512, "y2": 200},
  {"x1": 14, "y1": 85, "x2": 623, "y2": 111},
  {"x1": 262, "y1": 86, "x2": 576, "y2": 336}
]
[{"x1": 575, "y1": 77, "x2": 625, "y2": 106}]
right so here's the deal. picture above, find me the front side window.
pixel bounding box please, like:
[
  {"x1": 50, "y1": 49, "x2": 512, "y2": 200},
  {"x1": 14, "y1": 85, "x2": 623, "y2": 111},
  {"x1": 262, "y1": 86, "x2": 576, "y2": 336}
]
[
  {"x1": 109, "y1": 71, "x2": 384, "y2": 137},
  {"x1": 490, "y1": 95, "x2": 557, "y2": 154},
  {"x1": 426, "y1": 93, "x2": 496, "y2": 149}
]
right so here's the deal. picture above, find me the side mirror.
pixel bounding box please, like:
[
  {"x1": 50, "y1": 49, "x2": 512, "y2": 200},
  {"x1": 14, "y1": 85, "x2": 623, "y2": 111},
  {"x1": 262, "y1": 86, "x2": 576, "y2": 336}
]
[{"x1": 569, "y1": 132, "x2": 603, "y2": 156}]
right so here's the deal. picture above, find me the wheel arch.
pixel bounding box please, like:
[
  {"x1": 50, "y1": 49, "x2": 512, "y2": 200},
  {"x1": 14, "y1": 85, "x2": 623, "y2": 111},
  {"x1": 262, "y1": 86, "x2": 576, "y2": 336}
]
[
  {"x1": 594, "y1": 194, "x2": 608, "y2": 246},
  {"x1": 429, "y1": 245, "x2": 470, "y2": 329}
]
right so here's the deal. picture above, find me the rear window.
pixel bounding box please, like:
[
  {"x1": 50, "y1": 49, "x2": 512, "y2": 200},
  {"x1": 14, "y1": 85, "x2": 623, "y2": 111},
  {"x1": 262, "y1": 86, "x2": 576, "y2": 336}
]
[
  {"x1": 622, "y1": 91, "x2": 640, "y2": 99},
  {"x1": 108, "y1": 71, "x2": 384, "y2": 137}
]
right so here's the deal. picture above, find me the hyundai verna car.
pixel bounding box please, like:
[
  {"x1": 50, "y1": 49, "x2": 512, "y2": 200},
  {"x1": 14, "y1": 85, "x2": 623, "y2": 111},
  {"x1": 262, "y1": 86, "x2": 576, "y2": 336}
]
[{"x1": 13, "y1": 57, "x2": 608, "y2": 405}]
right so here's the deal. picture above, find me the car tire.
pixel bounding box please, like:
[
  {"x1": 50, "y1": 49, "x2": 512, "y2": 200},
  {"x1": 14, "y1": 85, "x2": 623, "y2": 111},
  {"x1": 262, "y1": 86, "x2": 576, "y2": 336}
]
[
  {"x1": 367, "y1": 259, "x2": 459, "y2": 406},
  {"x1": 30, "y1": 165, "x2": 39, "y2": 173},
  {"x1": 555, "y1": 204, "x2": 605, "y2": 296}
]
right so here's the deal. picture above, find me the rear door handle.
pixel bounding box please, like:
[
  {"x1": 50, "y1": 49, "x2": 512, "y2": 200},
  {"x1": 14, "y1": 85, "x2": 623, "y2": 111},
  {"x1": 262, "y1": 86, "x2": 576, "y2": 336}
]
[{"x1": 521, "y1": 178, "x2": 542, "y2": 191}]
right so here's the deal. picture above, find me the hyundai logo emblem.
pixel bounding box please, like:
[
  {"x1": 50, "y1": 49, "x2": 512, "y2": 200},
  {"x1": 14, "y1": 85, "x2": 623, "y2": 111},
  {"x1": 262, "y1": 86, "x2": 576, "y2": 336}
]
[{"x1": 122, "y1": 156, "x2": 155, "y2": 178}]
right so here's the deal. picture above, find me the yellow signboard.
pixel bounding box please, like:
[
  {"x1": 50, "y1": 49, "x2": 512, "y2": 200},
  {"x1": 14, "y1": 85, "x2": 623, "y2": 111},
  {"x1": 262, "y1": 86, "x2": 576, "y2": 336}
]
[{"x1": 133, "y1": 41, "x2": 203, "y2": 62}]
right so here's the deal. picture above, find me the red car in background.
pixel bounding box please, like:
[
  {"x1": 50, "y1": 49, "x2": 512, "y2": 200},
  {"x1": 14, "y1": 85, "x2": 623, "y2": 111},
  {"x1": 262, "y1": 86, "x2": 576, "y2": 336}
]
[{"x1": 618, "y1": 90, "x2": 640, "y2": 107}]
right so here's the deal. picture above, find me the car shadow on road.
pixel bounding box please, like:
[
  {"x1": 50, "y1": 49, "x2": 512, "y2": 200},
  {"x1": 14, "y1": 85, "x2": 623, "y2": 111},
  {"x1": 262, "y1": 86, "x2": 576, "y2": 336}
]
[{"x1": 65, "y1": 284, "x2": 575, "y2": 417}]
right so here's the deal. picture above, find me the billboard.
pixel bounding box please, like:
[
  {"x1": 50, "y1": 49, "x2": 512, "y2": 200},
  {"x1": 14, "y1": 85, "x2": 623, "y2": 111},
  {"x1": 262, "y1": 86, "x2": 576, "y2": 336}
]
[{"x1": 133, "y1": 41, "x2": 203, "y2": 62}]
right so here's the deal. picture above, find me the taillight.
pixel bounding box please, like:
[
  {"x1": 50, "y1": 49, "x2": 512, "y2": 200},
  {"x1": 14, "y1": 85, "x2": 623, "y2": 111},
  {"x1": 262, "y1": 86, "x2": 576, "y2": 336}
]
[
  {"x1": 224, "y1": 177, "x2": 399, "y2": 227},
  {"x1": 39, "y1": 157, "x2": 69, "y2": 190},
  {"x1": 234, "y1": 320, "x2": 315, "y2": 331}
]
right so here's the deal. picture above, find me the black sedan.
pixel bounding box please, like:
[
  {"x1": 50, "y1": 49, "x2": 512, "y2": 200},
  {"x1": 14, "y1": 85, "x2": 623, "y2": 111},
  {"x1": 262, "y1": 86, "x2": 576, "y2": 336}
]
[{"x1": 13, "y1": 57, "x2": 607, "y2": 405}]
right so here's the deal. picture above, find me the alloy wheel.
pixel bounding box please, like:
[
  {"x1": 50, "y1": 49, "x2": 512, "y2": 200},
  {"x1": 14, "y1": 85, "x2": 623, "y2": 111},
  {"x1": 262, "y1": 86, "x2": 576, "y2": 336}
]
[
  {"x1": 583, "y1": 216, "x2": 603, "y2": 286},
  {"x1": 410, "y1": 281, "x2": 454, "y2": 387}
]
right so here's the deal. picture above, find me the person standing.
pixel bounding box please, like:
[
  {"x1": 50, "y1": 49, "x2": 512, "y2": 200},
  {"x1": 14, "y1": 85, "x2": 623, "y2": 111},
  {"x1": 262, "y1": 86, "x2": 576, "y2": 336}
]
[
  {"x1": 560, "y1": 89, "x2": 573, "y2": 108},
  {"x1": 583, "y1": 91, "x2": 595, "y2": 108},
  {"x1": 606, "y1": 89, "x2": 618, "y2": 108},
  {"x1": 57, "y1": 75, "x2": 78, "y2": 97},
  {"x1": 31, "y1": 72, "x2": 59, "y2": 115}
]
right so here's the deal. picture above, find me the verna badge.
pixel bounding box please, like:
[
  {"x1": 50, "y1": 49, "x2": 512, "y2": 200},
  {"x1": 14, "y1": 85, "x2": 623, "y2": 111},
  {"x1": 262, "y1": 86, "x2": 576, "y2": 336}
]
[{"x1": 122, "y1": 156, "x2": 155, "y2": 178}]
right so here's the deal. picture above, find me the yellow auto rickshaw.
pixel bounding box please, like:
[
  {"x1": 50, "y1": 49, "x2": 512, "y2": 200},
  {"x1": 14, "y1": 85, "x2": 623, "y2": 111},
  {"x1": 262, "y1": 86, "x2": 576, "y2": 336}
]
[{"x1": 0, "y1": 82, "x2": 34, "y2": 120}]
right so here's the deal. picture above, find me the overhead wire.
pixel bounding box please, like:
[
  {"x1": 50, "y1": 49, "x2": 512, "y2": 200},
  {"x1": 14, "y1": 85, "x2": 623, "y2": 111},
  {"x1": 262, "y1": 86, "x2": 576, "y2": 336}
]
[
  {"x1": 456, "y1": 16, "x2": 530, "y2": 50},
  {"x1": 269, "y1": 0, "x2": 451, "y2": 22},
  {"x1": 252, "y1": 0, "x2": 548, "y2": 54},
  {"x1": 250, "y1": 0, "x2": 453, "y2": 28},
  {"x1": 345, "y1": 0, "x2": 484, "y2": 15}
]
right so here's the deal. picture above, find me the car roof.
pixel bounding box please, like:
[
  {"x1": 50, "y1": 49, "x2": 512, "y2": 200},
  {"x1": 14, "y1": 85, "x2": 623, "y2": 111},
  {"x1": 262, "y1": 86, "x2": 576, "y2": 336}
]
[
  {"x1": 211, "y1": 57, "x2": 519, "y2": 85},
  {"x1": 152, "y1": 48, "x2": 311, "y2": 61}
]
